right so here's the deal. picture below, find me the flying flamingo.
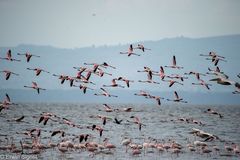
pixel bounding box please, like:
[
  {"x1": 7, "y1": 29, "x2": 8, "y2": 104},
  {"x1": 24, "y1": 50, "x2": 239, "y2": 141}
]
[
  {"x1": 24, "y1": 82, "x2": 46, "y2": 94},
  {"x1": 0, "y1": 94, "x2": 17, "y2": 112},
  {"x1": 134, "y1": 44, "x2": 151, "y2": 52},
  {"x1": 153, "y1": 66, "x2": 166, "y2": 80},
  {"x1": 192, "y1": 80, "x2": 212, "y2": 90},
  {"x1": 101, "y1": 62, "x2": 116, "y2": 69},
  {"x1": 184, "y1": 71, "x2": 206, "y2": 77},
  {"x1": 76, "y1": 71, "x2": 95, "y2": 85},
  {"x1": 0, "y1": 70, "x2": 19, "y2": 80},
  {"x1": 27, "y1": 68, "x2": 50, "y2": 76},
  {"x1": 166, "y1": 74, "x2": 188, "y2": 81},
  {"x1": 117, "y1": 77, "x2": 134, "y2": 88},
  {"x1": 94, "y1": 88, "x2": 118, "y2": 97},
  {"x1": 200, "y1": 51, "x2": 225, "y2": 59},
  {"x1": 72, "y1": 84, "x2": 94, "y2": 94},
  {"x1": 94, "y1": 68, "x2": 112, "y2": 77},
  {"x1": 167, "y1": 91, "x2": 187, "y2": 103},
  {"x1": 0, "y1": 49, "x2": 20, "y2": 62},
  {"x1": 206, "y1": 67, "x2": 224, "y2": 76},
  {"x1": 138, "y1": 68, "x2": 160, "y2": 84},
  {"x1": 103, "y1": 104, "x2": 114, "y2": 112},
  {"x1": 146, "y1": 95, "x2": 164, "y2": 106},
  {"x1": 134, "y1": 90, "x2": 150, "y2": 97},
  {"x1": 103, "y1": 78, "x2": 125, "y2": 88},
  {"x1": 17, "y1": 52, "x2": 40, "y2": 62},
  {"x1": 162, "y1": 79, "x2": 183, "y2": 87},
  {"x1": 120, "y1": 44, "x2": 140, "y2": 57},
  {"x1": 52, "y1": 74, "x2": 69, "y2": 84},
  {"x1": 84, "y1": 63, "x2": 106, "y2": 73},
  {"x1": 165, "y1": 55, "x2": 183, "y2": 69}
]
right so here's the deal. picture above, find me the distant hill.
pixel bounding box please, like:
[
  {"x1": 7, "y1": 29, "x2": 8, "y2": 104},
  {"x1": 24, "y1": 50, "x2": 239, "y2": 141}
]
[{"x1": 0, "y1": 35, "x2": 240, "y2": 104}]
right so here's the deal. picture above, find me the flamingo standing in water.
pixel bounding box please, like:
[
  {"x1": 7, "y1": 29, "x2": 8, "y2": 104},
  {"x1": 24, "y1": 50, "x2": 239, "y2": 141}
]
[
  {"x1": 0, "y1": 50, "x2": 20, "y2": 62},
  {"x1": 17, "y1": 52, "x2": 40, "y2": 62},
  {"x1": 0, "y1": 70, "x2": 19, "y2": 80},
  {"x1": 120, "y1": 44, "x2": 140, "y2": 57},
  {"x1": 167, "y1": 91, "x2": 187, "y2": 103},
  {"x1": 165, "y1": 55, "x2": 183, "y2": 69},
  {"x1": 27, "y1": 68, "x2": 50, "y2": 76},
  {"x1": 117, "y1": 77, "x2": 134, "y2": 88},
  {"x1": 103, "y1": 78, "x2": 125, "y2": 88},
  {"x1": 24, "y1": 82, "x2": 46, "y2": 94},
  {"x1": 94, "y1": 88, "x2": 118, "y2": 98},
  {"x1": 134, "y1": 44, "x2": 151, "y2": 52}
]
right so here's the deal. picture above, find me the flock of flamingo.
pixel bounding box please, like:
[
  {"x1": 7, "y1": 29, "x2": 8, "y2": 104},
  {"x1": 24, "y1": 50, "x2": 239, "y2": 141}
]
[{"x1": 0, "y1": 44, "x2": 240, "y2": 159}]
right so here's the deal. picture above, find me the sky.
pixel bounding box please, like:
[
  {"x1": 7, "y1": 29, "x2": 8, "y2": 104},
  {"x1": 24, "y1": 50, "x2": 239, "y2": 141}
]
[{"x1": 0, "y1": 0, "x2": 240, "y2": 48}]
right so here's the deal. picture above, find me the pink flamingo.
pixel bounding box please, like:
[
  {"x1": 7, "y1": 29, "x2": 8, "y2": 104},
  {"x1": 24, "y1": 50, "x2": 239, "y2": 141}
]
[
  {"x1": 0, "y1": 49, "x2": 20, "y2": 62},
  {"x1": 17, "y1": 52, "x2": 40, "y2": 62},
  {"x1": 165, "y1": 55, "x2": 183, "y2": 69},
  {"x1": 0, "y1": 70, "x2": 19, "y2": 80},
  {"x1": 24, "y1": 82, "x2": 46, "y2": 94},
  {"x1": 27, "y1": 68, "x2": 50, "y2": 76}
]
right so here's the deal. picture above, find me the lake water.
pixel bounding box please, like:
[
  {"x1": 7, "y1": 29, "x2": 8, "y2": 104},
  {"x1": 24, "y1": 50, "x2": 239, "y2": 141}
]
[{"x1": 0, "y1": 103, "x2": 240, "y2": 160}]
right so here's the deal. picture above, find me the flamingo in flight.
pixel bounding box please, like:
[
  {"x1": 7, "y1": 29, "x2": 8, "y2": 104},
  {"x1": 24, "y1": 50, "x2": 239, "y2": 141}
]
[
  {"x1": 200, "y1": 51, "x2": 225, "y2": 59},
  {"x1": 0, "y1": 70, "x2": 19, "y2": 80},
  {"x1": 184, "y1": 71, "x2": 206, "y2": 77},
  {"x1": 120, "y1": 44, "x2": 140, "y2": 57},
  {"x1": 165, "y1": 55, "x2": 183, "y2": 69},
  {"x1": 94, "y1": 88, "x2": 118, "y2": 97},
  {"x1": 24, "y1": 82, "x2": 46, "y2": 94},
  {"x1": 206, "y1": 57, "x2": 226, "y2": 66},
  {"x1": 206, "y1": 67, "x2": 224, "y2": 75},
  {"x1": 0, "y1": 94, "x2": 17, "y2": 112},
  {"x1": 138, "y1": 67, "x2": 159, "y2": 84},
  {"x1": 162, "y1": 79, "x2": 183, "y2": 87},
  {"x1": 134, "y1": 44, "x2": 151, "y2": 52},
  {"x1": 146, "y1": 95, "x2": 164, "y2": 106},
  {"x1": 209, "y1": 74, "x2": 235, "y2": 85},
  {"x1": 17, "y1": 52, "x2": 40, "y2": 62},
  {"x1": 153, "y1": 66, "x2": 166, "y2": 80},
  {"x1": 84, "y1": 63, "x2": 106, "y2": 73},
  {"x1": 103, "y1": 104, "x2": 114, "y2": 112},
  {"x1": 200, "y1": 52, "x2": 226, "y2": 66},
  {"x1": 76, "y1": 71, "x2": 95, "y2": 85},
  {"x1": 94, "y1": 68, "x2": 112, "y2": 77},
  {"x1": 167, "y1": 91, "x2": 187, "y2": 103},
  {"x1": 72, "y1": 84, "x2": 94, "y2": 94},
  {"x1": 27, "y1": 68, "x2": 50, "y2": 76},
  {"x1": 0, "y1": 50, "x2": 20, "y2": 62},
  {"x1": 103, "y1": 78, "x2": 125, "y2": 88},
  {"x1": 166, "y1": 74, "x2": 188, "y2": 82},
  {"x1": 101, "y1": 62, "x2": 116, "y2": 69},
  {"x1": 52, "y1": 74, "x2": 69, "y2": 84},
  {"x1": 192, "y1": 80, "x2": 212, "y2": 90},
  {"x1": 117, "y1": 77, "x2": 134, "y2": 88},
  {"x1": 134, "y1": 90, "x2": 150, "y2": 97}
]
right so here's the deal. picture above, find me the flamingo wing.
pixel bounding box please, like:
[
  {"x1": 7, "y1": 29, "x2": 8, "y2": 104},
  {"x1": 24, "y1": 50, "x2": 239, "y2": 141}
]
[
  {"x1": 5, "y1": 94, "x2": 11, "y2": 102},
  {"x1": 7, "y1": 50, "x2": 12, "y2": 59},
  {"x1": 174, "y1": 91, "x2": 179, "y2": 99}
]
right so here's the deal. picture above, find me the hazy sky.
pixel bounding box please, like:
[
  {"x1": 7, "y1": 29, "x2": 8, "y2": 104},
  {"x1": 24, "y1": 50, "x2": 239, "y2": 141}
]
[{"x1": 0, "y1": 0, "x2": 240, "y2": 48}]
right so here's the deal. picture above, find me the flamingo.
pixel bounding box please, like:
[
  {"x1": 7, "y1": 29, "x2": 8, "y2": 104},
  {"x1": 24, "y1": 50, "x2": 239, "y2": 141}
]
[
  {"x1": 209, "y1": 75, "x2": 235, "y2": 85},
  {"x1": 133, "y1": 116, "x2": 142, "y2": 131},
  {"x1": 184, "y1": 71, "x2": 206, "y2": 76},
  {"x1": 117, "y1": 77, "x2": 134, "y2": 88},
  {"x1": 120, "y1": 44, "x2": 140, "y2": 57},
  {"x1": 138, "y1": 68, "x2": 160, "y2": 84},
  {"x1": 94, "y1": 68, "x2": 112, "y2": 77},
  {"x1": 153, "y1": 66, "x2": 166, "y2": 80},
  {"x1": 101, "y1": 62, "x2": 116, "y2": 69},
  {"x1": 192, "y1": 80, "x2": 212, "y2": 90},
  {"x1": 114, "y1": 117, "x2": 123, "y2": 124},
  {"x1": 0, "y1": 49, "x2": 20, "y2": 62},
  {"x1": 206, "y1": 66, "x2": 223, "y2": 75},
  {"x1": 165, "y1": 55, "x2": 183, "y2": 69},
  {"x1": 27, "y1": 68, "x2": 50, "y2": 76},
  {"x1": 103, "y1": 138, "x2": 116, "y2": 151},
  {"x1": 206, "y1": 56, "x2": 226, "y2": 66},
  {"x1": 24, "y1": 82, "x2": 46, "y2": 94},
  {"x1": 91, "y1": 125, "x2": 104, "y2": 137},
  {"x1": 103, "y1": 78, "x2": 125, "y2": 88},
  {"x1": 17, "y1": 52, "x2": 40, "y2": 62},
  {"x1": 0, "y1": 94, "x2": 17, "y2": 112},
  {"x1": 52, "y1": 74, "x2": 69, "y2": 84},
  {"x1": 204, "y1": 108, "x2": 223, "y2": 118},
  {"x1": 0, "y1": 70, "x2": 19, "y2": 80},
  {"x1": 76, "y1": 71, "x2": 95, "y2": 85},
  {"x1": 166, "y1": 74, "x2": 188, "y2": 81},
  {"x1": 200, "y1": 51, "x2": 225, "y2": 59},
  {"x1": 146, "y1": 95, "x2": 164, "y2": 106},
  {"x1": 72, "y1": 84, "x2": 94, "y2": 94},
  {"x1": 121, "y1": 138, "x2": 131, "y2": 152},
  {"x1": 167, "y1": 91, "x2": 187, "y2": 103},
  {"x1": 94, "y1": 88, "x2": 118, "y2": 97},
  {"x1": 103, "y1": 104, "x2": 114, "y2": 112},
  {"x1": 84, "y1": 63, "x2": 106, "y2": 73},
  {"x1": 134, "y1": 44, "x2": 151, "y2": 52},
  {"x1": 134, "y1": 90, "x2": 150, "y2": 97},
  {"x1": 162, "y1": 79, "x2": 183, "y2": 87}
]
